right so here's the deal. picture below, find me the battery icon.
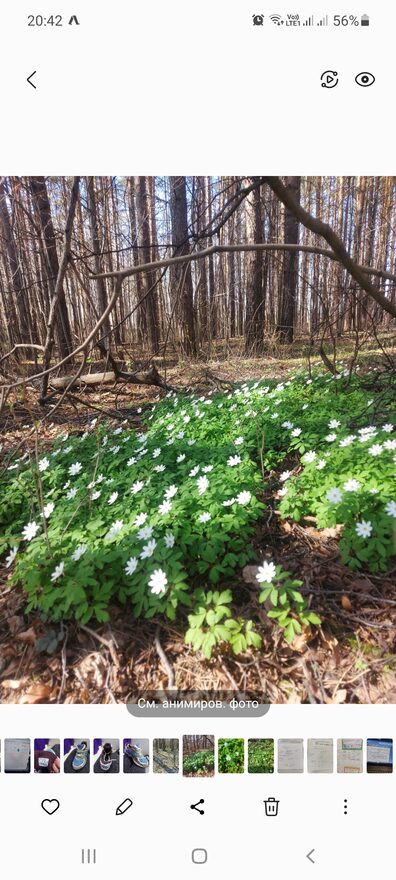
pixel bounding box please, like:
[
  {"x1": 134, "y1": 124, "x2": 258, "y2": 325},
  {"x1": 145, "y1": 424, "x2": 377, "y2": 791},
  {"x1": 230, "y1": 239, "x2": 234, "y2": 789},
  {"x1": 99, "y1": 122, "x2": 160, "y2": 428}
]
[{"x1": 361, "y1": 14, "x2": 369, "y2": 25}]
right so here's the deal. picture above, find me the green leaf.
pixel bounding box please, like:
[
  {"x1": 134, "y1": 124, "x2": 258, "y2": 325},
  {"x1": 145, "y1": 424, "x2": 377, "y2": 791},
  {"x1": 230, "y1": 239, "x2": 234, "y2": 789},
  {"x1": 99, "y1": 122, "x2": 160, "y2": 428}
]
[
  {"x1": 202, "y1": 632, "x2": 217, "y2": 659},
  {"x1": 231, "y1": 633, "x2": 247, "y2": 655},
  {"x1": 246, "y1": 630, "x2": 262, "y2": 649},
  {"x1": 305, "y1": 612, "x2": 321, "y2": 625}
]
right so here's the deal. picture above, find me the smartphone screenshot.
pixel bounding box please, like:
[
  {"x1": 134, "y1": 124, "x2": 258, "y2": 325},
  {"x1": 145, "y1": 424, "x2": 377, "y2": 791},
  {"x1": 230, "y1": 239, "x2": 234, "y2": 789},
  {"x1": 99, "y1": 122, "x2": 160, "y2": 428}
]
[{"x1": 0, "y1": 2, "x2": 395, "y2": 878}]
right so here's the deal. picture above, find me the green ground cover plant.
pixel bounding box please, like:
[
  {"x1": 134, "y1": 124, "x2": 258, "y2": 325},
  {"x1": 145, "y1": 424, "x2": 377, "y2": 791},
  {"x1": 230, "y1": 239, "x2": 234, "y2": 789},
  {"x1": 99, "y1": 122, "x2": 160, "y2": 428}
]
[
  {"x1": 248, "y1": 739, "x2": 274, "y2": 773},
  {"x1": 1, "y1": 368, "x2": 395, "y2": 656},
  {"x1": 183, "y1": 749, "x2": 215, "y2": 776},
  {"x1": 218, "y1": 738, "x2": 245, "y2": 773}
]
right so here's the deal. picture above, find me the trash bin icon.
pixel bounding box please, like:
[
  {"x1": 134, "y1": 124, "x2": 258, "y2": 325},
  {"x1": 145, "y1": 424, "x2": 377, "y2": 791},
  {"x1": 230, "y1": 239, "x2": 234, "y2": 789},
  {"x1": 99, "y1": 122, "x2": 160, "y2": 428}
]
[{"x1": 264, "y1": 797, "x2": 279, "y2": 816}]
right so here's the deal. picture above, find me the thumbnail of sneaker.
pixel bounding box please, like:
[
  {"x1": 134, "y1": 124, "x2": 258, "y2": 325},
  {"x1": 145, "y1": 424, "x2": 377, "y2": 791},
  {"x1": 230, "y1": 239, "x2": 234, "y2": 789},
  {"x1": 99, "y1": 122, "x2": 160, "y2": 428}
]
[
  {"x1": 100, "y1": 742, "x2": 113, "y2": 772},
  {"x1": 124, "y1": 742, "x2": 149, "y2": 768},
  {"x1": 72, "y1": 742, "x2": 88, "y2": 771}
]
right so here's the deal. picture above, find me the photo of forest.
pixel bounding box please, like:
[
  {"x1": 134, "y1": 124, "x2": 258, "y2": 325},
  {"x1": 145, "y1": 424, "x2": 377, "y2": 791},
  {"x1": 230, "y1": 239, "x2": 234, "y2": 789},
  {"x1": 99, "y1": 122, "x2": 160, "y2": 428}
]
[{"x1": 0, "y1": 176, "x2": 395, "y2": 705}]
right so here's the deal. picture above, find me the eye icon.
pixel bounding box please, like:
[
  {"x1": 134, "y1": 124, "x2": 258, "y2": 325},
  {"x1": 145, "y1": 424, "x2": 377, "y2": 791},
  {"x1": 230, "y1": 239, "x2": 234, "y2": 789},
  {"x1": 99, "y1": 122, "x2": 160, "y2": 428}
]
[{"x1": 355, "y1": 71, "x2": 375, "y2": 87}]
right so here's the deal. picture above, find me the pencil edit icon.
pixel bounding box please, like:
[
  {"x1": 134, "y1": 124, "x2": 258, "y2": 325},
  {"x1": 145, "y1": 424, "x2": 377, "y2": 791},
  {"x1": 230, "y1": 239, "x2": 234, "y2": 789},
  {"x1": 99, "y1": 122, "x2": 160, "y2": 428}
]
[{"x1": 116, "y1": 798, "x2": 133, "y2": 816}]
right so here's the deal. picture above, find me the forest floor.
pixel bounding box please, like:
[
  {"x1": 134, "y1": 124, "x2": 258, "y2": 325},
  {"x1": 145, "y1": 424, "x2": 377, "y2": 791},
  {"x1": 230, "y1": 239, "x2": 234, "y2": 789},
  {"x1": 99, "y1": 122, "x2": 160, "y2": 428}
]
[{"x1": 1, "y1": 342, "x2": 396, "y2": 705}]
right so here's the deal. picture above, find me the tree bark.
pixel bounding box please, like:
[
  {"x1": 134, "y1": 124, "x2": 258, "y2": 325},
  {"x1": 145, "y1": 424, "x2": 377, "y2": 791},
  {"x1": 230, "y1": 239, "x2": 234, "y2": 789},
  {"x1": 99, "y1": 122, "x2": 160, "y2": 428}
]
[
  {"x1": 30, "y1": 176, "x2": 74, "y2": 357},
  {"x1": 278, "y1": 176, "x2": 300, "y2": 343},
  {"x1": 169, "y1": 176, "x2": 197, "y2": 355},
  {"x1": 86, "y1": 177, "x2": 111, "y2": 347},
  {"x1": 39, "y1": 177, "x2": 80, "y2": 402},
  {"x1": 244, "y1": 181, "x2": 264, "y2": 354}
]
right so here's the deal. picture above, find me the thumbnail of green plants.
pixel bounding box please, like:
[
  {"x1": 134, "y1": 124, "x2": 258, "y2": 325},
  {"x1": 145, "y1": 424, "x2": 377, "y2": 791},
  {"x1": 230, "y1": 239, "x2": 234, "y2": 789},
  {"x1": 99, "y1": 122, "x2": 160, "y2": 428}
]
[
  {"x1": 248, "y1": 739, "x2": 274, "y2": 773},
  {"x1": 183, "y1": 735, "x2": 215, "y2": 776},
  {"x1": 218, "y1": 738, "x2": 245, "y2": 773}
]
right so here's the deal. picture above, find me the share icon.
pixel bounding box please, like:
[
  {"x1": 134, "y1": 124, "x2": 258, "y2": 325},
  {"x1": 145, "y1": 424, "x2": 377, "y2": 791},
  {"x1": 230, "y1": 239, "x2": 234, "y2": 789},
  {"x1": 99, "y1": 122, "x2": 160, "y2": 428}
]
[{"x1": 190, "y1": 799, "x2": 205, "y2": 815}]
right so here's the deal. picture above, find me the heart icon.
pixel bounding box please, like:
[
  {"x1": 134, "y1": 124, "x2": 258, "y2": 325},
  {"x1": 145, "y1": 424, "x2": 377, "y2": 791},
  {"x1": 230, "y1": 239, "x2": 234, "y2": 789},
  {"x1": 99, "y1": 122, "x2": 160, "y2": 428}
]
[{"x1": 41, "y1": 799, "x2": 60, "y2": 815}]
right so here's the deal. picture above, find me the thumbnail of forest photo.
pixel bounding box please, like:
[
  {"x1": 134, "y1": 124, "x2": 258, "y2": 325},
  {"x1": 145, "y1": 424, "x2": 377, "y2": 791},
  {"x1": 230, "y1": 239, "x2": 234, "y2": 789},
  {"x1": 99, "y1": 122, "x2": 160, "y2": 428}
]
[{"x1": 0, "y1": 176, "x2": 395, "y2": 704}]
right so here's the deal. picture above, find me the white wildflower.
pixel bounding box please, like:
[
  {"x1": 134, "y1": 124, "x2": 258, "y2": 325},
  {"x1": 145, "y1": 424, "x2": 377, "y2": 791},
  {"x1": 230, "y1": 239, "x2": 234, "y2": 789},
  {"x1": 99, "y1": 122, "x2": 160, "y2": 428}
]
[
  {"x1": 131, "y1": 480, "x2": 144, "y2": 494},
  {"x1": 326, "y1": 488, "x2": 343, "y2": 504},
  {"x1": 105, "y1": 520, "x2": 124, "y2": 540},
  {"x1": 368, "y1": 444, "x2": 383, "y2": 456},
  {"x1": 71, "y1": 544, "x2": 88, "y2": 561},
  {"x1": 355, "y1": 520, "x2": 373, "y2": 538},
  {"x1": 343, "y1": 479, "x2": 361, "y2": 492},
  {"x1": 5, "y1": 547, "x2": 17, "y2": 568},
  {"x1": 125, "y1": 557, "x2": 138, "y2": 575},
  {"x1": 148, "y1": 568, "x2": 168, "y2": 595},
  {"x1": 51, "y1": 561, "x2": 64, "y2": 582},
  {"x1": 197, "y1": 476, "x2": 209, "y2": 495},
  {"x1": 164, "y1": 533, "x2": 175, "y2": 548},
  {"x1": 138, "y1": 525, "x2": 154, "y2": 540},
  {"x1": 198, "y1": 512, "x2": 211, "y2": 523},
  {"x1": 68, "y1": 462, "x2": 82, "y2": 476},
  {"x1": 236, "y1": 490, "x2": 251, "y2": 505},
  {"x1": 22, "y1": 521, "x2": 39, "y2": 541},
  {"x1": 140, "y1": 539, "x2": 157, "y2": 559},
  {"x1": 227, "y1": 455, "x2": 241, "y2": 467},
  {"x1": 165, "y1": 485, "x2": 178, "y2": 499},
  {"x1": 159, "y1": 500, "x2": 172, "y2": 515},
  {"x1": 256, "y1": 561, "x2": 277, "y2": 584}
]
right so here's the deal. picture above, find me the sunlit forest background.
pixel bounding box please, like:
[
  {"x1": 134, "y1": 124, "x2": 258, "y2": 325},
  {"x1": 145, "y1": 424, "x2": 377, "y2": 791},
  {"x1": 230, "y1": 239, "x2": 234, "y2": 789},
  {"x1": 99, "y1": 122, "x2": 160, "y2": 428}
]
[{"x1": 0, "y1": 176, "x2": 395, "y2": 363}]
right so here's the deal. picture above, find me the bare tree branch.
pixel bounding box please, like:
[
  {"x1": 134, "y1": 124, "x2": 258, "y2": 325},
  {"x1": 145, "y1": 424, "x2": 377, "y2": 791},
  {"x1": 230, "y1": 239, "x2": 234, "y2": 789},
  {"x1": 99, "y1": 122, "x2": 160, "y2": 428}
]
[{"x1": 263, "y1": 176, "x2": 396, "y2": 320}]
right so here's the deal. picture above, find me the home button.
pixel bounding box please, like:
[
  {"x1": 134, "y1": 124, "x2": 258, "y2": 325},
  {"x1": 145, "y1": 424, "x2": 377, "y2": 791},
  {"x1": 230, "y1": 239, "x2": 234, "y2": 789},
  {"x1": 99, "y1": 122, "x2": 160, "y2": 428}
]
[{"x1": 192, "y1": 848, "x2": 207, "y2": 864}]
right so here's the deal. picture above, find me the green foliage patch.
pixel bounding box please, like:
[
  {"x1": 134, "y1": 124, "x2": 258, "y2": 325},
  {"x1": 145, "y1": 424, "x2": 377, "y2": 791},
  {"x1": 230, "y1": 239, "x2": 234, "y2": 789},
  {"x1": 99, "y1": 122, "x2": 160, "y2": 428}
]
[
  {"x1": 248, "y1": 739, "x2": 274, "y2": 773},
  {"x1": 1, "y1": 367, "x2": 395, "y2": 658},
  {"x1": 183, "y1": 749, "x2": 215, "y2": 776},
  {"x1": 218, "y1": 738, "x2": 245, "y2": 773}
]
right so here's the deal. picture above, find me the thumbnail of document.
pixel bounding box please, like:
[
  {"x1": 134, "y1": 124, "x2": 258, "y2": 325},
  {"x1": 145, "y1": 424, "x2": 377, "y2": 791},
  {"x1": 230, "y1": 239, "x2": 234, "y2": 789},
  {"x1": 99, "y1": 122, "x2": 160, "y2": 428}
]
[
  {"x1": 337, "y1": 739, "x2": 363, "y2": 773},
  {"x1": 367, "y1": 740, "x2": 392, "y2": 765},
  {"x1": 278, "y1": 739, "x2": 304, "y2": 773},
  {"x1": 307, "y1": 739, "x2": 333, "y2": 773},
  {"x1": 4, "y1": 738, "x2": 30, "y2": 771}
]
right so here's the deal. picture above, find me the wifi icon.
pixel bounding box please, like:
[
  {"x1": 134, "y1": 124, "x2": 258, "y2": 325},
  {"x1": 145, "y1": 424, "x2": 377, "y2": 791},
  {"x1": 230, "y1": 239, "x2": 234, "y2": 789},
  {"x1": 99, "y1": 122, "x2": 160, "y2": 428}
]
[{"x1": 270, "y1": 13, "x2": 284, "y2": 25}]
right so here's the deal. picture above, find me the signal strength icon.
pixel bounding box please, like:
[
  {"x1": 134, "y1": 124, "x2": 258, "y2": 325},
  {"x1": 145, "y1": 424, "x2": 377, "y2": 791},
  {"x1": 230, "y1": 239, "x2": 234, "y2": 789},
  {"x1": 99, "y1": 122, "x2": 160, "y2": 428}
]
[
  {"x1": 317, "y1": 14, "x2": 329, "y2": 26},
  {"x1": 270, "y1": 14, "x2": 284, "y2": 25},
  {"x1": 302, "y1": 15, "x2": 314, "y2": 26}
]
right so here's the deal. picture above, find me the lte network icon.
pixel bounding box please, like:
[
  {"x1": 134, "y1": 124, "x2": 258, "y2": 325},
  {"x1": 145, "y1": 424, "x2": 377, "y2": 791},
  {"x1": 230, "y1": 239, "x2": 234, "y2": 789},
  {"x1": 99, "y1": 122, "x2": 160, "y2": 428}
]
[{"x1": 252, "y1": 14, "x2": 264, "y2": 26}]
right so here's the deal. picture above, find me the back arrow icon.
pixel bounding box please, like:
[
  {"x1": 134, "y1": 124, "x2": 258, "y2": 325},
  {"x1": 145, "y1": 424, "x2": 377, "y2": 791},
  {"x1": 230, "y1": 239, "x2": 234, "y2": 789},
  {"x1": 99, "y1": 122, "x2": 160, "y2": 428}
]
[
  {"x1": 27, "y1": 71, "x2": 37, "y2": 89},
  {"x1": 306, "y1": 849, "x2": 315, "y2": 864}
]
